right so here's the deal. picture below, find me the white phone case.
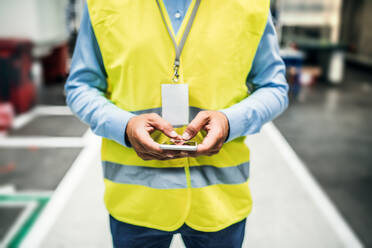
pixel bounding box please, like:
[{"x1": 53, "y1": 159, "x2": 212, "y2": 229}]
[{"x1": 159, "y1": 144, "x2": 197, "y2": 151}]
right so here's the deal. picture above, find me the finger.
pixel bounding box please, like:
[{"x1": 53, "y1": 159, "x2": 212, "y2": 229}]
[
  {"x1": 141, "y1": 134, "x2": 191, "y2": 159},
  {"x1": 141, "y1": 148, "x2": 179, "y2": 160},
  {"x1": 170, "y1": 139, "x2": 185, "y2": 145},
  {"x1": 198, "y1": 129, "x2": 220, "y2": 152},
  {"x1": 185, "y1": 142, "x2": 216, "y2": 158},
  {"x1": 145, "y1": 126, "x2": 155, "y2": 133},
  {"x1": 164, "y1": 152, "x2": 190, "y2": 160},
  {"x1": 188, "y1": 129, "x2": 222, "y2": 157},
  {"x1": 165, "y1": 150, "x2": 189, "y2": 159},
  {"x1": 138, "y1": 153, "x2": 160, "y2": 161},
  {"x1": 134, "y1": 142, "x2": 164, "y2": 160},
  {"x1": 136, "y1": 129, "x2": 163, "y2": 154},
  {"x1": 148, "y1": 113, "x2": 181, "y2": 139},
  {"x1": 187, "y1": 147, "x2": 220, "y2": 157},
  {"x1": 182, "y1": 111, "x2": 210, "y2": 140},
  {"x1": 142, "y1": 153, "x2": 174, "y2": 161},
  {"x1": 140, "y1": 138, "x2": 184, "y2": 159},
  {"x1": 142, "y1": 150, "x2": 188, "y2": 160}
]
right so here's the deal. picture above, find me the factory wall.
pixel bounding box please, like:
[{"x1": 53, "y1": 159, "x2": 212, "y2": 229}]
[{"x1": 341, "y1": 0, "x2": 372, "y2": 63}]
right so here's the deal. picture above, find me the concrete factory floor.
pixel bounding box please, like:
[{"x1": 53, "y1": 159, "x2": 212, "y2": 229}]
[{"x1": 274, "y1": 64, "x2": 372, "y2": 247}]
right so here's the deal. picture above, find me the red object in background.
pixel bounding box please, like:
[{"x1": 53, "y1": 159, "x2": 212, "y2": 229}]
[
  {"x1": 0, "y1": 39, "x2": 35, "y2": 113},
  {"x1": 0, "y1": 162, "x2": 16, "y2": 174},
  {"x1": 0, "y1": 103, "x2": 14, "y2": 131},
  {"x1": 42, "y1": 43, "x2": 68, "y2": 83},
  {"x1": 10, "y1": 82, "x2": 36, "y2": 113}
]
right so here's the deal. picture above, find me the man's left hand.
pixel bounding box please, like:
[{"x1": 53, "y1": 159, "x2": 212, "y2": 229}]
[{"x1": 181, "y1": 111, "x2": 229, "y2": 157}]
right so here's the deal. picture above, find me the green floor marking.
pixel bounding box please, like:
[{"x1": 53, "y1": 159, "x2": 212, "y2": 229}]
[{"x1": 0, "y1": 194, "x2": 50, "y2": 248}]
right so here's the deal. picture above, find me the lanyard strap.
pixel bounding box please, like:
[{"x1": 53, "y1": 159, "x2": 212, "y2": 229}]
[{"x1": 156, "y1": 0, "x2": 201, "y2": 82}]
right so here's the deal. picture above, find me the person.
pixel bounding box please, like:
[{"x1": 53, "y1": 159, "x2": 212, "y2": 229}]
[{"x1": 65, "y1": 0, "x2": 288, "y2": 247}]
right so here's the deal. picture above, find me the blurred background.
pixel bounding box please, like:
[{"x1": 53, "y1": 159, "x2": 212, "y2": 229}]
[{"x1": 0, "y1": 0, "x2": 371, "y2": 247}]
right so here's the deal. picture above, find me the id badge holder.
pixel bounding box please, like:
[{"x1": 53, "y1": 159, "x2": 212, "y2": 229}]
[{"x1": 161, "y1": 84, "x2": 189, "y2": 126}]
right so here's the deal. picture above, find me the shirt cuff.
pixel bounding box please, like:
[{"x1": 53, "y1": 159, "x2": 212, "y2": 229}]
[
  {"x1": 220, "y1": 102, "x2": 263, "y2": 142},
  {"x1": 105, "y1": 107, "x2": 136, "y2": 147}
]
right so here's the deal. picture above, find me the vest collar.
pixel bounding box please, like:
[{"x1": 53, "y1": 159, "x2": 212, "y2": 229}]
[{"x1": 157, "y1": 0, "x2": 198, "y2": 44}]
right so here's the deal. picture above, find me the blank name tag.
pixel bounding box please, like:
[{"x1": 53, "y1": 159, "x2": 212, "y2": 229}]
[{"x1": 161, "y1": 84, "x2": 189, "y2": 126}]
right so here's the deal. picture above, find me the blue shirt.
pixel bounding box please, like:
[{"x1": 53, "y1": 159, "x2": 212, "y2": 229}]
[{"x1": 65, "y1": 1, "x2": 289, "y2": 147}]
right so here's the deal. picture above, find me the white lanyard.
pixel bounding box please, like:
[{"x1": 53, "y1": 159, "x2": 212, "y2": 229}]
[{"x1": 156, "y1": 0, "x2": 201, "y2": 82}]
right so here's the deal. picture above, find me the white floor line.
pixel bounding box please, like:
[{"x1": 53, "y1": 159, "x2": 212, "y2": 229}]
[
  {"x1": 12, "y1": 109, "x2": 37, "y2": 130},
  {"x1": 11, "y1": 105, "x2": 73, "y2": 131},
  {"x1": 0, "y1": 201, "x2": 38, "y2": 248},
  {"x1": 15, "y1": 191, "x2": 54, "y2": 197},
  {"x1": 0, "y1": 137, "x2": 85, "y2": 148},
  {"x1": 19, "y1": 130, "x2": 100, "y2": 248},
  {"x1": 0, "y1": 185, "x2": 16, "y2": 194},
  {"x1": 170, "y1": 234, "x2": 186, "y2": 248},
  {"x1": 263, "y1": 122, "x2": 364, "y2": 248},
  {"x1": 34, "y1": 106, "x2": 72, "y2": 116}
]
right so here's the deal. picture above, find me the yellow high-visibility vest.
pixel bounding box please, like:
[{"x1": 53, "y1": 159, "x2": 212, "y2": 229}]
[{"x1": 87, "y1": 0, "x2": 269, "y2": 232}]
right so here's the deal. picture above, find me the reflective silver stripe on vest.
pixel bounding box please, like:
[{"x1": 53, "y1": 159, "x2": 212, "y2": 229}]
[
  {"x1": 102, "y1": 161, "x2": 250, "y2": 189},
  {"x1": 102, "y1": 161, "x2": 187, "y2": 189},
  {"x1": 189, "y1": 162, "x2": 250, "y2": 188},
  {"x1": 130, "y1": 106, "x2": 204, "y2": 123}
]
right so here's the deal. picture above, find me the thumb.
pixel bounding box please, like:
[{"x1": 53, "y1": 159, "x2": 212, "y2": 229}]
[
  {"x1": 182, "y1": 111, "x2": 209, "y2": 140},
  {"x1": 148, "y1": 114, "x2": 181, "y2": 139}
]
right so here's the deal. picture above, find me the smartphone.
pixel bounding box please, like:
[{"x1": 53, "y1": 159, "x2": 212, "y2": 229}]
[{"x1": 159, "y1": 141, "x2": 198, "y2": 151}]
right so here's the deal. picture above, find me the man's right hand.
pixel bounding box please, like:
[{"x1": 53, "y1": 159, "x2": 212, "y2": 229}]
[{"x1": 125, "y1": 113, "x2": 187, "y2": 161}]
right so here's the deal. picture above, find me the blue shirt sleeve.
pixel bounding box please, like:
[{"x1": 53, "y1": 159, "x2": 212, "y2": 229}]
[
  {"x1": 65, "y1": 5, "x2": 135, "y2": 147},
  {"x1": 220, "y1": 12, "x2": 289, "y2": 142}
]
